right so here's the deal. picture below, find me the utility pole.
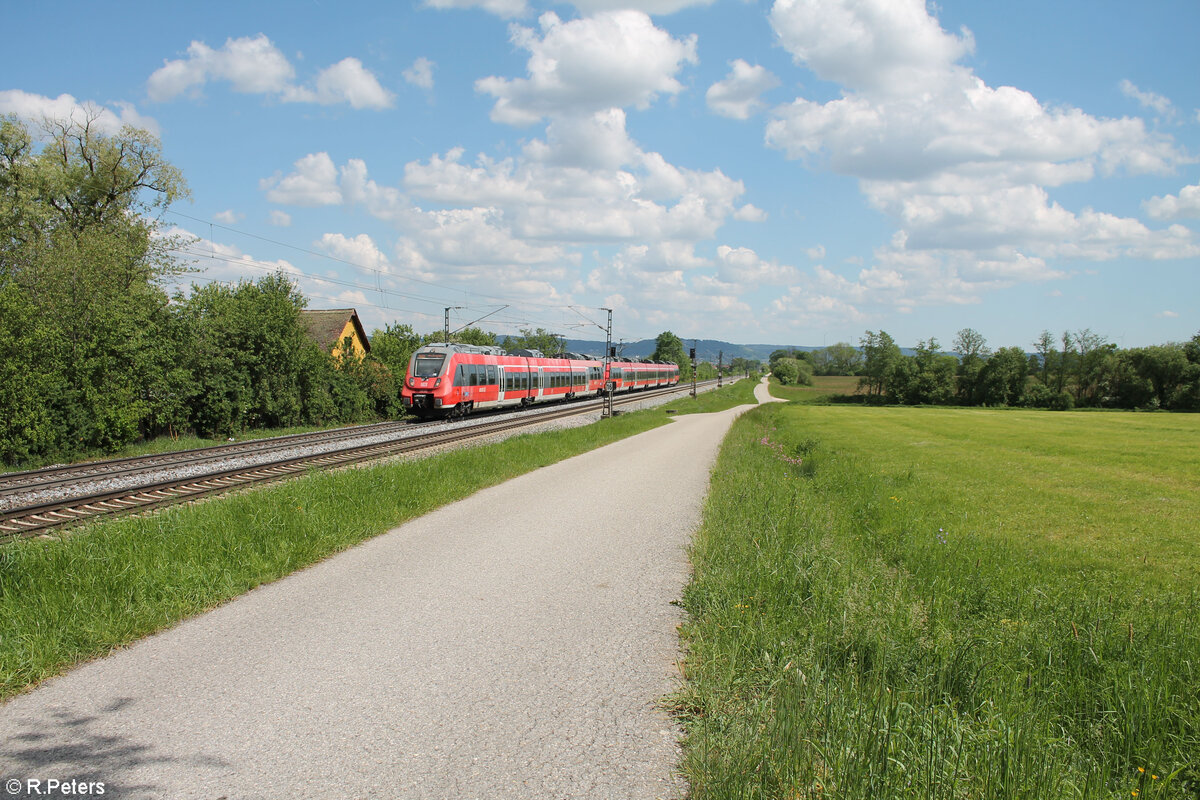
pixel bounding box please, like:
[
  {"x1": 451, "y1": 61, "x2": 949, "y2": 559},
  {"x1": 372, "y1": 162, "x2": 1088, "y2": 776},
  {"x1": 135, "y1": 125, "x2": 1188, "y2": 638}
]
[
  {"x1": 601, "y1": 308, "x2": 614, "y2": 419},
  {"x1": 444, "y1": 306, "x2": 463, "y2": 344},
  {"x1": 718, "y1": 350, "x2": 723, "y2": 388}
]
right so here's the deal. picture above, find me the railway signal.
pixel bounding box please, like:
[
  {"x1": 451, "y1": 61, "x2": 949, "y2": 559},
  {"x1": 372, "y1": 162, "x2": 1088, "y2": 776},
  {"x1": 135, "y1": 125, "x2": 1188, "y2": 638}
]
[{"x1": 690, "y1": 343, "x2": 697, "y2": 399}]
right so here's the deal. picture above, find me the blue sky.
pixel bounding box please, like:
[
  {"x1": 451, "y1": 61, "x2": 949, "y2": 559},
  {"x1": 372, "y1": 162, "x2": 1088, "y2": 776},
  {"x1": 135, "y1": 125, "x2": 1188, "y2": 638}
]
[{"x1": 3, "y1": 0, "x2": 1197, "y2": 349}]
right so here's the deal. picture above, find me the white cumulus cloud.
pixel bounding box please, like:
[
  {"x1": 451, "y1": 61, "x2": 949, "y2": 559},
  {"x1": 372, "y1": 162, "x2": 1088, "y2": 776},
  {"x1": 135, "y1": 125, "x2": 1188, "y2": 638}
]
[
  {"x1": 769, "y1": 0, "x2": 974, "y2": 96},
  {"x1": 148, "y1": 35, "x2": 391, "y2": 109},
  {"x1": 475, "y1": 11, "x2": 697, "y2": 125},
  {"x1": 260, "y1": 152, "x2": 343, "y2": 206},
  {"x1": 316, "y1": 233, "x2": 392, "y2": 272},
  {"x1": 572, "y1": 0, "x2": 718, "y2": 14},
  {"x1": 284, "y1": 58, "x2": 394, "y2": 109},
  {"x1": 148, "y1": 35, "x2": 294, "y2": 100},
  {"x1": 1119, "y1": 79, "x2": 1174, "y2": 120},
  {"x1": 1144, "y1": 183, "x2": 1200, "y2": 220},
  {"x1": 759, "y1": 0, "x2": 1197, "y2": 313},
  {"x1": 403, "y1": 57, "x2": 435, "y2": 90},
  {"x1": 422, "y1": 0, "x2": 528, "y2": 18},
  {"x1": 715, "y1": 245, "x2": 799, "y2": 285},
  {"x1": 706, "y1": 60, "x2": 780, "y2": 120}
]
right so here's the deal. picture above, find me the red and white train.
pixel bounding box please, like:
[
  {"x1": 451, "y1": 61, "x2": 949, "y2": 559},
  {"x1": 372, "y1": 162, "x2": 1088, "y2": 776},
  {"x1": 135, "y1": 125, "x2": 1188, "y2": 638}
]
[{"x1": 400, "y1": 343, "x2": 680, "y2": 418}]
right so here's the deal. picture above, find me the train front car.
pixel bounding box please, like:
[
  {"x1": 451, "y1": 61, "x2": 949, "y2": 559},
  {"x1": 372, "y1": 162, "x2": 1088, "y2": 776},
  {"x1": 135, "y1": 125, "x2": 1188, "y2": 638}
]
[
  {"x1": 401, "y1": 343, "x2": 453, "y2": 417},
  {"x1": 402, "y1": 342, "x2": 512, "y2": 419}
]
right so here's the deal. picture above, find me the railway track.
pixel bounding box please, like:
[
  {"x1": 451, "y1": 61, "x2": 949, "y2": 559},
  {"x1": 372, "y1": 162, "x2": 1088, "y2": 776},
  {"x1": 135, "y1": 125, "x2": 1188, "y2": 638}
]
[
  {"x1": 0, "y1": 421, "x2": 411, "y2": 497},
  {"x1": 0, "y1": 382, "x2": 714, "y2": 537}
]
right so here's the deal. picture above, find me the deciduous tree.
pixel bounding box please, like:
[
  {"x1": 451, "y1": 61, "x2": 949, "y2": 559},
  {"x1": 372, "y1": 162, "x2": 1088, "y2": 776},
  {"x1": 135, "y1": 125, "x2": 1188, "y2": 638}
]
[
  {"x1": 953, "y1": 328, "x2": 991, "y2": 404},
  {"x1": 0, "y1": 113, "x2": 189, "y2": 456},
  {"x1": 858, "y1": 330, "x2": 901, "y2": 398}
]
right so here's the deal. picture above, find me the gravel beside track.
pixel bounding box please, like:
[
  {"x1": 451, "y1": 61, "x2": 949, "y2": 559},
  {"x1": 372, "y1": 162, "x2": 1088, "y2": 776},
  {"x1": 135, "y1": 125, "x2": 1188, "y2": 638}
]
[{"x1": 0, "y1": 380, "x2": 763, "y2": 799}]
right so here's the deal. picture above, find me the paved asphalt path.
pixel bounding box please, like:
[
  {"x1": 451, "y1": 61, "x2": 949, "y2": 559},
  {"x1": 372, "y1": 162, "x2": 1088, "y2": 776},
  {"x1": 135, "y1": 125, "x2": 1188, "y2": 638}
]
[{"x1": 1, "y1": 380, "x2": 780, "y2": 800}]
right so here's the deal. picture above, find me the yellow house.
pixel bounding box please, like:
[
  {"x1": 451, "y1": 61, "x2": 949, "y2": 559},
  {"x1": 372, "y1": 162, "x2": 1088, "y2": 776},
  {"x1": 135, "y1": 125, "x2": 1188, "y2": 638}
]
[{"x1": 299, "y1": 308, "x2": 371, "y2": 360}]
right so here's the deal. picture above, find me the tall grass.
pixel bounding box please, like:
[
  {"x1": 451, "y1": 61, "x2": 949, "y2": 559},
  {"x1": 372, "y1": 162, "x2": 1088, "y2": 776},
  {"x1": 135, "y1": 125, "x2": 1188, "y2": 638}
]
[
  {"x1": 0, "y1": 410, "x2": 667, "y2": 699},
  {"x1": 677, "y1": 403, "x2": 1199, "y2": 798}
]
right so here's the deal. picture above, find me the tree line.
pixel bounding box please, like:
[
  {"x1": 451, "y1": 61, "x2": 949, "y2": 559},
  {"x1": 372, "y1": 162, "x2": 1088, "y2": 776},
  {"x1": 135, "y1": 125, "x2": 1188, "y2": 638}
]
[{"x1": 770, "y1": 329, "x2": 1200, "y2": 410}]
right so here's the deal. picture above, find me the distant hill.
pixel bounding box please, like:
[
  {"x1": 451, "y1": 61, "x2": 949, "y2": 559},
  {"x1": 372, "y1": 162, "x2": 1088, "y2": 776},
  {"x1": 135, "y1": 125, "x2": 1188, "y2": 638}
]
[
  {"x1": 563, "y1": 338, "x2": 821, "y2": 363},
  {"x1": 561, "y1": 338, "x2": 927, "y2": 363}
]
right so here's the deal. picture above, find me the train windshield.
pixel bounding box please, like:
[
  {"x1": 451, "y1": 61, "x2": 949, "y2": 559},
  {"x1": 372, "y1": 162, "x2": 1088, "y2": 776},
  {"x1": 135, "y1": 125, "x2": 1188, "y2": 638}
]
[{"x1": 412, "y1": 353, "x2": 445, "y2": 378}]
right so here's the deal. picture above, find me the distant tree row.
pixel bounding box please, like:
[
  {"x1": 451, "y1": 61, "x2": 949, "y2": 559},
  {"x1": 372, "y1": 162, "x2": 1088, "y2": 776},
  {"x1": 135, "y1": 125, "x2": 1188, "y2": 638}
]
[
  {"x1": 855, "y1": 328, "x2": 1200, "y2": 410},
  {"x1": 768, "y1": 344, "x2": 866, "y2": 385}
]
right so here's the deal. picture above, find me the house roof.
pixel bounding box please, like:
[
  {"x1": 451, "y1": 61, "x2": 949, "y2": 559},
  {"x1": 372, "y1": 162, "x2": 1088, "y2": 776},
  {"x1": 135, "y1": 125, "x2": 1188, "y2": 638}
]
[{"x1": 299, "y1": 308, "x2": 371, "y2": 354}]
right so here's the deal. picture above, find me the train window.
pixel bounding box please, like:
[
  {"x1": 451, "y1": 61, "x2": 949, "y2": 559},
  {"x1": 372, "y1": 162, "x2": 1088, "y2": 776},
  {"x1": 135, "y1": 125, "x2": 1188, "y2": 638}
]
[
  {"x1": 413, "y1": 353, "x2": 445, "y2": 378},
  {"x1": 454, "y1": 365, "x2": 466, "y2": 387},
  {"x1": 487, "y1": 365, "x2": 497, "y2": 385}
]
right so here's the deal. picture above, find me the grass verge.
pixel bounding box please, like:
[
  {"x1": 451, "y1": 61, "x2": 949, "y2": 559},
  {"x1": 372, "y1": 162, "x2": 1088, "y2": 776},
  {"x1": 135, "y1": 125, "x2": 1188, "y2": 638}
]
[
  {"x1": 659, "y1": 377, "x2": 761, "y2": 415},
  {"x1": 676, "y1": 403, "x2": 1200, "y2": 798},
  {"x1": 0, "y1": 409, "x2": 668, "y2": 700}
]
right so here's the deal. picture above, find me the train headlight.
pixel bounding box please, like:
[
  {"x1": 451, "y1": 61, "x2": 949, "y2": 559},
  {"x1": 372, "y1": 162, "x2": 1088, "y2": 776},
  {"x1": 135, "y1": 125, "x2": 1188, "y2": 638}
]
[{"x1": 435, "y1": 378, "x2": 441, "y2": 387}]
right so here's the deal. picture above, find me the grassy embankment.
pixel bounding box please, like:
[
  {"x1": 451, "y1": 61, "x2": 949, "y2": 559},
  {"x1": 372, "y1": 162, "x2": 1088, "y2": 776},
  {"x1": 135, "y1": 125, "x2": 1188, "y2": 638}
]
[{"x1": 677, "y1": 402, "x2": 1199, "y2": 798}]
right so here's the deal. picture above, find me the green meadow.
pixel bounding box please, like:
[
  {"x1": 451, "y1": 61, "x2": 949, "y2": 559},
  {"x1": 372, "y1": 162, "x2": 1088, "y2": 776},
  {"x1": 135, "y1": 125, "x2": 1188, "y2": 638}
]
[{"x1": 677, "y1": 403, "x2": 1199, "y2": 798}]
